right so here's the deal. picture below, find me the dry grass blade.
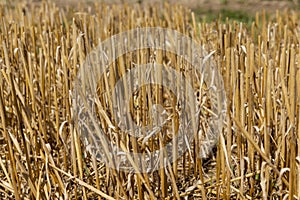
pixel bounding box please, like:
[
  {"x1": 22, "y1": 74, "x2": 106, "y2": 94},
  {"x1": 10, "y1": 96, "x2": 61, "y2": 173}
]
[
  {"x1": 49, "y1": 164, "x2": 115, "y2": 200},
  {"x1": 233, "y1": 117, "x2": 289, "y2": 186}
]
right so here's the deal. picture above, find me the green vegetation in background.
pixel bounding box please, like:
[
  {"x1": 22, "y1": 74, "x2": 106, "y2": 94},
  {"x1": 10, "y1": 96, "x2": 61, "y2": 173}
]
[{"x1": 193, "y1": 8, "x2": 255, "y2": 27}]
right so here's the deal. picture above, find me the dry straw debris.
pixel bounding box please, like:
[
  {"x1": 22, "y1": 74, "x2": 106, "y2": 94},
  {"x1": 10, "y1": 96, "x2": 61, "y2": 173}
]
[{"x1": 0, "y1": 1, "x2": 299, "y2": 199}]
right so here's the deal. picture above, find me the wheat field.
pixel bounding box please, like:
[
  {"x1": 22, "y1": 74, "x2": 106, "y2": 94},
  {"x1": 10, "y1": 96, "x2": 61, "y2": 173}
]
[{"x1": 0, "y1": 1, "x2": 299, "y2": 199}]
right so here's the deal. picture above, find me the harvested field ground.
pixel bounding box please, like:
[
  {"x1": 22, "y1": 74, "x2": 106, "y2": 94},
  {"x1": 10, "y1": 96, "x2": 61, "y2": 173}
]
[{"x1": 0, "y1": 0, "x2": 299, "y2": 199}]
